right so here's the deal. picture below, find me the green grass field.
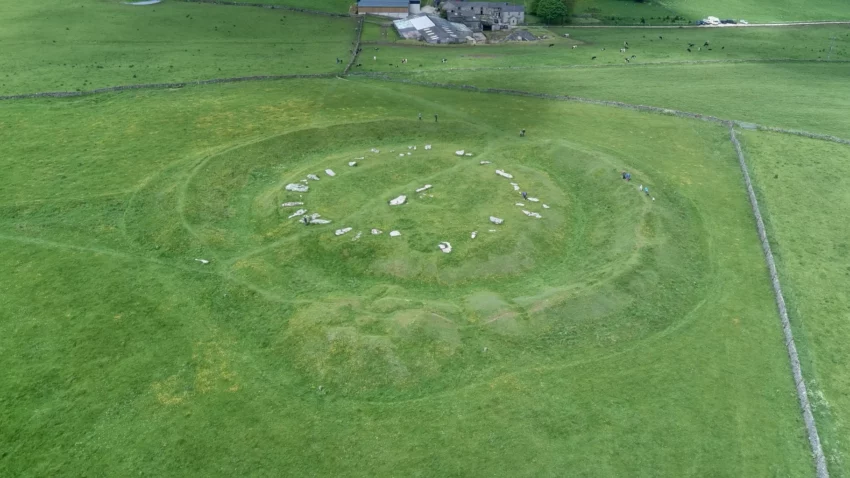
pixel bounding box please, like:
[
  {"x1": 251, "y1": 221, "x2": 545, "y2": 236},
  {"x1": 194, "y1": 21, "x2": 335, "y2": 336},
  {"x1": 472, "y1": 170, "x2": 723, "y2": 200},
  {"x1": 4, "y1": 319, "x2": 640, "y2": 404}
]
[
  {"x1": 0, "y1": 79, "x2": 813, "y2": 475},
  {"x1": 570, "y1": 0, "x2": 850, "y2": 23},
  {"x1": 3, "y1": 0, "x2": 850, "y2": 476},
  {"x1": 372, "y1": 62, "x2": 850, "y2": 137},
  {"x1": 737, "y1": 131, "x2": 850, "y2": 475},
  {"x1": 357, "y1": 25, "x2": 849, "y2": 67},
  {"x1": 513, "y1": 0, "x2": 850, "y2": 24},
  {"x1": 658, "y1": 0, "x2": 850, "y2": 23},
  {"x1": 0, "y1": 0, "x2": 355, "y2": 95},
  {"x1": 229, "y1": 0, "x2": 354, "y2": 14}
]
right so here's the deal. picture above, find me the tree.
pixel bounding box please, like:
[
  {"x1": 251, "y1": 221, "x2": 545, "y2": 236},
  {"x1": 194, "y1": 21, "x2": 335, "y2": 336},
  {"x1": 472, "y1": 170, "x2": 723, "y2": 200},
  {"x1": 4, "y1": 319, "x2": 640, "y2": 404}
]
[{"x1": 536, "y1": 0, "x2": 569, "y2": 24}]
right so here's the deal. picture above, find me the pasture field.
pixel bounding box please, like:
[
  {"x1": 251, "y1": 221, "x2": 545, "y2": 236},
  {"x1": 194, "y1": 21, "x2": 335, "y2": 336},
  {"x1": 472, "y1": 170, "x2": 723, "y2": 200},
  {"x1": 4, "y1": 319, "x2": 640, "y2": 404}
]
[
  {"x1": 370, "y1": 61, "x2": 850, "y2": 137},
  {"x1": 228, "y1": 0, "x2": 354, "y2": 14},
  {"x1": 3, "y1": 0, "x2": 850, "y2": 475},
  {"x1": 567, "y1": 0, "x2": 850, "y2": 24},
  {"x1": 656, "y1": 0, "x2": 850, "y2": 23},
  {"x1": 0, "y1": 79, "x2": 813, "y2": 475},
  {"x1": 356, "y1": 25, "x2": 850, "y2": 69},
  {"x1": 217, "y1": 0, "x2": 850, "y2": 23},
  {"x1": 738, "y1": 131, "x2": 850, "y2": 475},
  {"x1": 0, "y1": 0, "x2": 356, "y2": 95}
]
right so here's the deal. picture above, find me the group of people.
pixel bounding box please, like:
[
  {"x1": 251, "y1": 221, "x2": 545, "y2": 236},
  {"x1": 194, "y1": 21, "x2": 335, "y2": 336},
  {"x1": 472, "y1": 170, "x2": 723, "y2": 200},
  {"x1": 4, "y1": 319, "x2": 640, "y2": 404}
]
[{"x1": 622, "y1": 171, "x2": 653, "y2": 198}]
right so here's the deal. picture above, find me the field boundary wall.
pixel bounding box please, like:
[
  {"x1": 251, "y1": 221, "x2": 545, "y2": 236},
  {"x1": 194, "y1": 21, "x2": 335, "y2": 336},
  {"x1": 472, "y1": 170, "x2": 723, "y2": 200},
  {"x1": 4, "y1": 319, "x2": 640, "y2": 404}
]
[
  {"x1": 730, "y1": 127, "x2": 829, "y2": 478},
  {"x1": 344, "y1": 17, "x2": 365, "y2": 75},
  {"x1": 0, "y1": 74, "x2": 334, "y2": 101}
]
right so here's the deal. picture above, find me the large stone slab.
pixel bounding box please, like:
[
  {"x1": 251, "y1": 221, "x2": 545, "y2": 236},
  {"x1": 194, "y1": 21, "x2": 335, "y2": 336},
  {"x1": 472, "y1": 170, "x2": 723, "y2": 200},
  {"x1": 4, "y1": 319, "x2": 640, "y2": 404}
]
[
  {"x1": 288, "y1": 208, "x2": 307, "y2": 219},
  {"x1": 285, "y1": 183, "x2": 309, "y2": 193}
]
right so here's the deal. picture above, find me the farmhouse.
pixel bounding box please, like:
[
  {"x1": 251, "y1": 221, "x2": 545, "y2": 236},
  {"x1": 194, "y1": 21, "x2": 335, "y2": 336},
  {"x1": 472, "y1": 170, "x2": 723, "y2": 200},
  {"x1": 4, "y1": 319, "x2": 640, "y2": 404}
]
[
  {"x1": 440, "y1": 1, "x2": 525, "y2": 31},
  {"x1": 356, "y1": 0, "x2": 421, "y2": 19}
]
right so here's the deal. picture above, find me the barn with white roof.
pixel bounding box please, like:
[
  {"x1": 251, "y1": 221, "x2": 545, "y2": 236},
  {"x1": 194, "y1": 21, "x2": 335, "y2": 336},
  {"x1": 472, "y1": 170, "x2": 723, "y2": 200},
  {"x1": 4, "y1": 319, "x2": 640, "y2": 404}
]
[{"x1": 393, "y1": 13, "x2": 473, "y2": 44}]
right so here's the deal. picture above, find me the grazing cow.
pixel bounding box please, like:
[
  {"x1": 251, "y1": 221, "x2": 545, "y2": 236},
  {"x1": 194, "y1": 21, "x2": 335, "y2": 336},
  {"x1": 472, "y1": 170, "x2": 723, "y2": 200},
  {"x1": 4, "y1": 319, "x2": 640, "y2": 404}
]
[
  {"x1": 704, "y1": 41, "x2": 710, "y2": 46},
  {"x1": 624, "y1": 58, "x2": 630, "y2": 63},
  {"x1": 659, "y1": 35, "x2": 663, "y2": 40},
  {"x1": 620, "y1": 48, "x2": 626, "y2": 53},
  {"x1": 631, "y1": 55, "x2": 636, "y2": 59},
  {"x1": 687, "y1": 48, "x2": 691, "y2": 52},
  {"x1": 591, "y1": 56, "x2": 597, "y2": 60},
  {"x1": 549, "y1": 43, "x2": 554, "y2": 47},
  {"x1": 688, "y1": 43, "x2": 695, "y2": 47},
  {"x1": 624, "y1": 41, "x2": 629, "y2": 46},
  {"x1": 572, "y1": 45, "x2": 577, "y2": 49}
]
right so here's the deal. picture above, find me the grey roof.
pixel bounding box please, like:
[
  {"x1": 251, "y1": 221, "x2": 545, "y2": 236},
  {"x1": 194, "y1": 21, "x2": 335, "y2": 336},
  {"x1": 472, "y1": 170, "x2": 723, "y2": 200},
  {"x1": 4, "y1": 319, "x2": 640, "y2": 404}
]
[
  {"x1": 358, "y1": 0, "x2": 409, "y2": 7},
  {"x1": 393, "y1": 13, "x2": 472, "y2": 44},
  {"x1": 445, "y1": 2, "x2": 524, "y2": 12}
]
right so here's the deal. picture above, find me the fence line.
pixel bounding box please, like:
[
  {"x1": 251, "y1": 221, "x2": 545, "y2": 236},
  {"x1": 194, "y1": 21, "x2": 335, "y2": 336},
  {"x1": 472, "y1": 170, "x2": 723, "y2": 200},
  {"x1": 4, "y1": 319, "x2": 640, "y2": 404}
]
[
  {"x1": 729, "y1": 127, "x2": 829, "y2": 478},
  {"x1": 0, "y1": 74, "x2": 334, "y2": 101},
  {"x1": 354, "y1": 57, "x2": 850, "y2": 70},
  {"x1": 177, "y1": 0, "x2": 351, "y2": 17},
  {"x1": 344, "y1": 17, "x2": 365, "y2": 75},
  {"x1": 753, "y1": 125, "x2": 850, "y2": 146}
]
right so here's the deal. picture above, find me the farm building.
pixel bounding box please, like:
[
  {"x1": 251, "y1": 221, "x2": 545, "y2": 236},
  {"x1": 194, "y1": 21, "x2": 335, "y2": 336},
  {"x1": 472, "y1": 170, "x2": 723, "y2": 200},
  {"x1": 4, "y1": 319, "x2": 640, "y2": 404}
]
[
  {"x1": 440, "y1": 1, "x2": 524, "y2": 31},
  {"x1": 393, "y1": 13, "x2": 473, "y2": 44},
  {"x1": 357, "y1": 0, "x2": 420, "y2": 18}
]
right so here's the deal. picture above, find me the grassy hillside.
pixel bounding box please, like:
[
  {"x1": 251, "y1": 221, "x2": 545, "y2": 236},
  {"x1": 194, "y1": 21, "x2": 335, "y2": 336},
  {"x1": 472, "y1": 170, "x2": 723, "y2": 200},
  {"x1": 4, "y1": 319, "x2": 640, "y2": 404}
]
[
  {"x1": 0, "y1": 79, "x2": 812, "y2": 476},
  {"x1": 0, "y1": 0, "x2": 356, "y2": 95}
]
